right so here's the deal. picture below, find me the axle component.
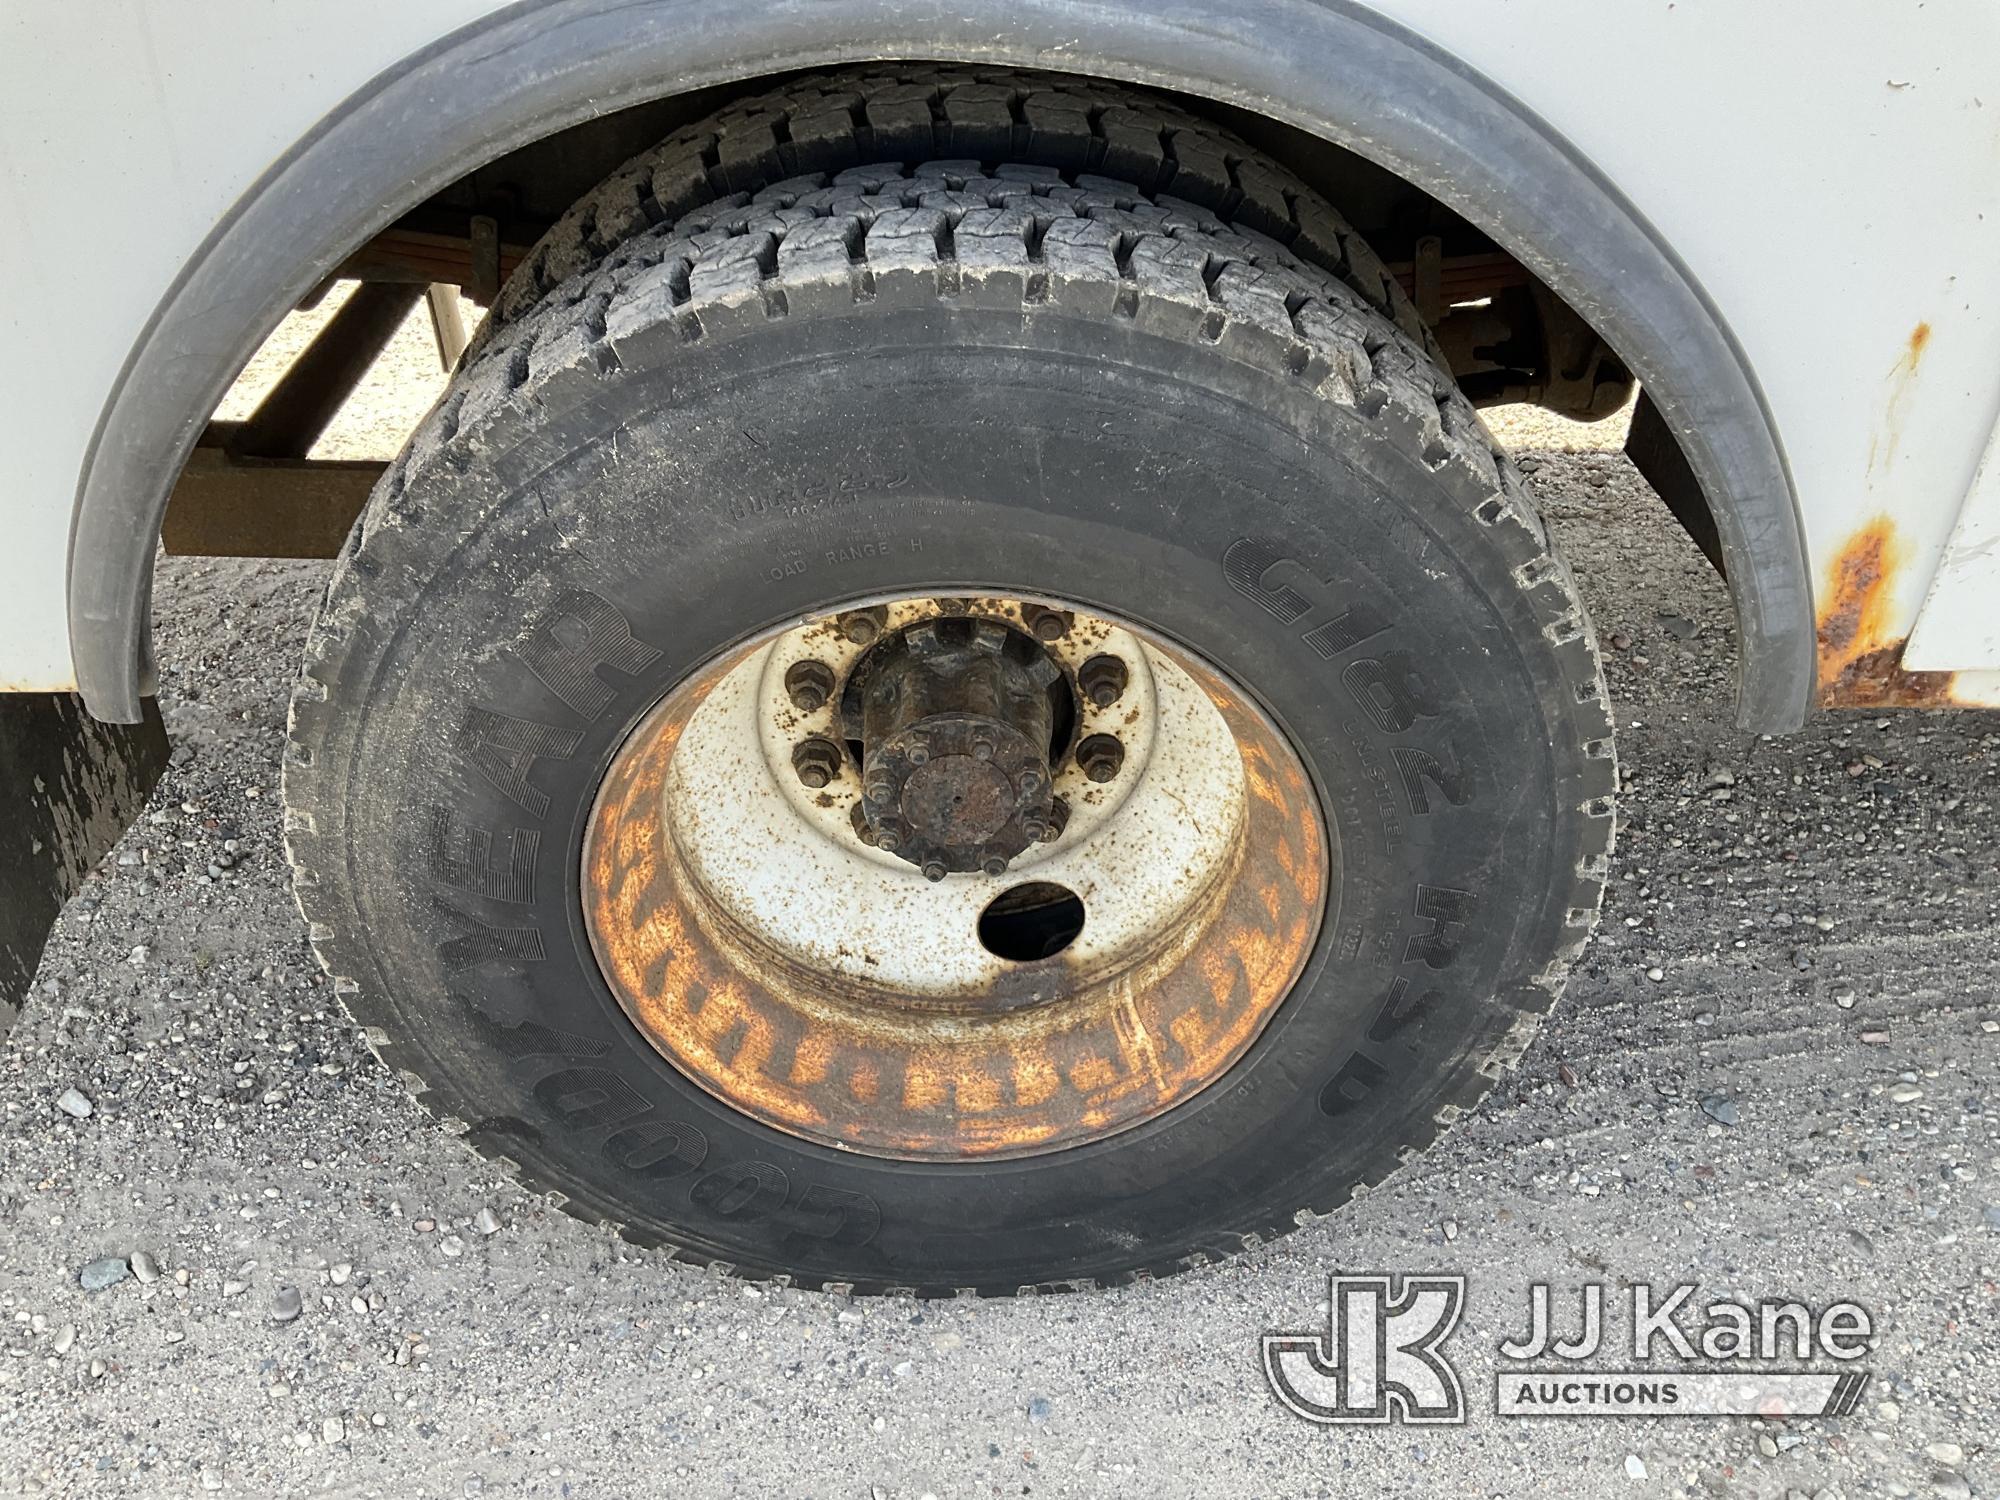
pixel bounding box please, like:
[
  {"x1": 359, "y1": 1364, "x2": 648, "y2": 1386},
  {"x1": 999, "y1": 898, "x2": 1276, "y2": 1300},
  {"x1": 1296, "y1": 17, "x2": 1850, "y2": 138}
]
[{"x1": 840, "y1": 616, "x2": 1070, "y2": 879}]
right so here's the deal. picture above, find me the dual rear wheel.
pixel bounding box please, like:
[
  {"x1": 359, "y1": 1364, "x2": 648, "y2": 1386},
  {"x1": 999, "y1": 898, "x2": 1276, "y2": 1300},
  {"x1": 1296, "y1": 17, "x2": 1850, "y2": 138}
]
[{"x1": 285, "y1": 67, "x2": 1613, "y2": 1292}]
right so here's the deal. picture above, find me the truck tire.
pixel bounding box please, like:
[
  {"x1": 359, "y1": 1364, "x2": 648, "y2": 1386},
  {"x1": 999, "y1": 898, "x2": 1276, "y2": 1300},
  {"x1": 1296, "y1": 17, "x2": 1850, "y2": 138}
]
[
  {"x1": 473, "y1": 65, "x2": 1435, "y2": 360},
  {"x1": 286, "y1": 117, "x2": 1613, "y2": 1294}
]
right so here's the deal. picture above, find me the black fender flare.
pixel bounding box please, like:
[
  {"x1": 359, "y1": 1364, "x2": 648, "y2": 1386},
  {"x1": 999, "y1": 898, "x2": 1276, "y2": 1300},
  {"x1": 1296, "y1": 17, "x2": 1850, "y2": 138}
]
[{"x1": 68, "y1": 0, "x2": 1814, "y2": 730}]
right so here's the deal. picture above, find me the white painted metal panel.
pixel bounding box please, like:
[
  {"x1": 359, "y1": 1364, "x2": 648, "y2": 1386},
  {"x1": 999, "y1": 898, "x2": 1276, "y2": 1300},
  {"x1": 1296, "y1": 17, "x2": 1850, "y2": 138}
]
[
  {"x1": 0, "y1": 0, "x2": 497, "y2": 690},
  {"x1": 1378, "y1": 0, "x2": 2000, "y2": 700},
  {"x1": 1906, "y1": 415, "x2": 2000, "y2": 671},
  {"x1": 2, "y1": 1, "x2": 1999, "y2": 692}
]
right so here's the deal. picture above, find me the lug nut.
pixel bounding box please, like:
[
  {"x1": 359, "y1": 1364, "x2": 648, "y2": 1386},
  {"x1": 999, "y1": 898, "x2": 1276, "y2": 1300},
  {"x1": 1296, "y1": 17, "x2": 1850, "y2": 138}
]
[
  {"x1": 1021, "y1": 817, "x2": 1048, "y2": 843},
  {"x1": 922, "y1": 860, "x2": 948, "y2": 883},
  {"x1": 1078, "y1": 654, "x2": 1129, "y2": 709},
  {"x1": 792, "y1": 737, "x2": 843, "y2": 789},
  {"x1": 864, "y1": 774, "x2": 895, "y2": 805},
  {"x1": 1077, "y1": 733, "x2": 1125, "y2": 783},
  {"x1": 1046, "y1": 795, "x2": 1071, "y2": 838},
  {"x1": 839, "y1": 607, "x2": 888, "y2": 646},
  {"x1": 971, "y1": 738, "x2": 995, "y2": 762},
  {"x1": 906, "y1": 738, "x2": 930, "y2": 766},
  {"x1": 981, "y1": 855, "x2": 1008, "y2": 876},
  {"x1": 1023, "y1": 605, "x2": 1071, "y2": 643},
  {"x1": 875, "y1": 827, "x2": 900, "y2": 852},
  {"x1": 785, "y1": 659, "x2": 836, "y2": 712}
]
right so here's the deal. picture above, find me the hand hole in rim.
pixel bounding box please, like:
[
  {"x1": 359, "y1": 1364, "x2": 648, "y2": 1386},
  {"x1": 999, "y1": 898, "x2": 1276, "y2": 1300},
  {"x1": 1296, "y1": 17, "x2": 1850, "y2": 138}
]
[{"x1": 977, "y1": 882, "x2": 1087, "y2": 961}]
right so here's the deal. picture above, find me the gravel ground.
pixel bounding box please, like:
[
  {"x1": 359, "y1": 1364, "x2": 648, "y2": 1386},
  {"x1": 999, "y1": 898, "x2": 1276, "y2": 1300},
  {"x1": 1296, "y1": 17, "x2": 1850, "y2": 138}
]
[{"x1": 2, "y1": 297, "x2": 1996, "y2": 1498}]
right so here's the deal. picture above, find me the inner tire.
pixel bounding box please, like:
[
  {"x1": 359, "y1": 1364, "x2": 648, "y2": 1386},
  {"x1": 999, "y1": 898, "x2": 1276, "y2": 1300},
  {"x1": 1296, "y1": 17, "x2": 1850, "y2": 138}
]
[
  {"x1": 473, "y1": 64, "x2": 1437, "y2": 359},
  {"x1": 286, "y1": 143, "x2": 1613, "y2": 1295}
]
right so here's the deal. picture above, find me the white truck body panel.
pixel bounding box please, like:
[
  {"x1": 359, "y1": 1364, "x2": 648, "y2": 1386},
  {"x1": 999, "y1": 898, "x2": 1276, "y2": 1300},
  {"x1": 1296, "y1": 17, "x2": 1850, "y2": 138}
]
[
  {"x1": 1907, "y1": 419, "x2": 2000, "y2": 671},
  {"x1": 3, "y1": 1, "x2": 1998, "y2": 701}
]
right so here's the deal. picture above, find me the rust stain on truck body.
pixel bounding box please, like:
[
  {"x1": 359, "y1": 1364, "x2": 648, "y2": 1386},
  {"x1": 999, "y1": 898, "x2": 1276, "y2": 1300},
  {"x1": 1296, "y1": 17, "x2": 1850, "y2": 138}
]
[
  {"x1": 1867, "y1": 321, "x2": 1932, "y2": 478},
  {"x1": 1816, "y1": 515, "x2": 1961, "y2": 707}
]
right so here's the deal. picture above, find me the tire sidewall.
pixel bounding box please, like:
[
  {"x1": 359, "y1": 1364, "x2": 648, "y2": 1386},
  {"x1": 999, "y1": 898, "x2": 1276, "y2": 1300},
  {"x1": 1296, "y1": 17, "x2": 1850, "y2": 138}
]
[{"x1": 299, "y1": 297, "x2": 1604, "y2": 1291}]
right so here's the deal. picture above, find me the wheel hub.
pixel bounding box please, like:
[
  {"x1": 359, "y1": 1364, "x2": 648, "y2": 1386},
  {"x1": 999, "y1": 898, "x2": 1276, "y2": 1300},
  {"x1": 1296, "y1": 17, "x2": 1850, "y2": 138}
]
[
  {"x1": 844, "y1": 618, "x2": 1069, "y2": 878},
  {"x1": 580, "y1": 592, "x2": 1329, "y2": 1161}
]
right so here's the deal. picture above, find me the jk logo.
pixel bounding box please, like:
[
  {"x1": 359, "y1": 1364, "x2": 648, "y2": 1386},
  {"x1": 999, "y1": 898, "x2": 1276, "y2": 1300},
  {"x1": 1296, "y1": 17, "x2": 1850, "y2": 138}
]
[{"x1": 1263, "y1": 1274, "x2": 1467, "y2": 1425}]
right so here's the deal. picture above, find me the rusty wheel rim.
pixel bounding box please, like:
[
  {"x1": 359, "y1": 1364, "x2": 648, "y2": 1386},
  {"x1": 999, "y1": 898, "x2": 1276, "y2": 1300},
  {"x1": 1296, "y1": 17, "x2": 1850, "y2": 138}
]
[{"x1": 582, "y1": 594, "x2": 1328, "y2": 1161}]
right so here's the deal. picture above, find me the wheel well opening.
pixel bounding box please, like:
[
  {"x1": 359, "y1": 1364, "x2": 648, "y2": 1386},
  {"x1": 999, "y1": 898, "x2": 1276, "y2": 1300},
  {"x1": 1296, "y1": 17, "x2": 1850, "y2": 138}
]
[
  {"x1": 169, "y1": 63, "x2": 1718, "y2": 574},
  {"x1": 82, "y1": 19, "x2": 1801, "y2": 733}
]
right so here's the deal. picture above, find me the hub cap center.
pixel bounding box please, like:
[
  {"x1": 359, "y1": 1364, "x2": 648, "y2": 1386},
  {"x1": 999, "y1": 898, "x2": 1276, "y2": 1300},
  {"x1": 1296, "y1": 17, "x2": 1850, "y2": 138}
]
[
  {"x1": 901, "y1": 754, "x2": 1016, "y2": 845},
  {"x1": 844, "y1": 617, "x2": 1070, "y2": 879}
]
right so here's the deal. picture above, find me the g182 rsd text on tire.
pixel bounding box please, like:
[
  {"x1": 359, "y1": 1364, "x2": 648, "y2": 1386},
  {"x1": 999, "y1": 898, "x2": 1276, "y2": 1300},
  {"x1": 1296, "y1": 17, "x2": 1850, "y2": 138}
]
[{"x1": 287, "y1": 96, "x2": 1613, "y2": 1295}]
